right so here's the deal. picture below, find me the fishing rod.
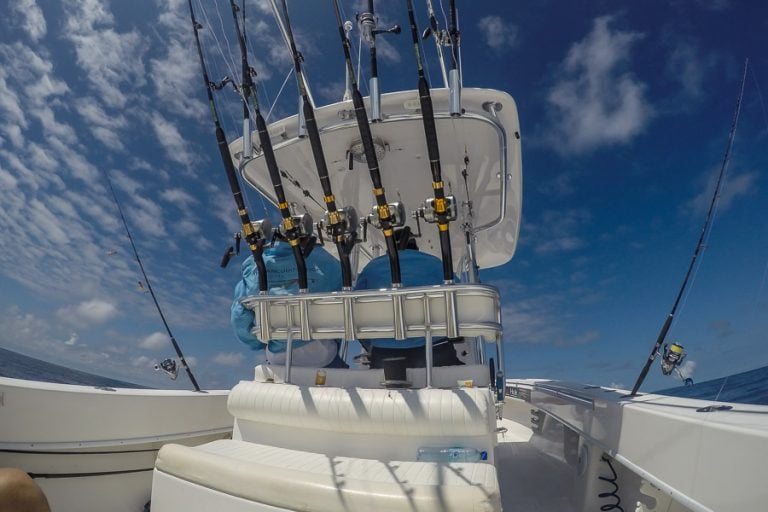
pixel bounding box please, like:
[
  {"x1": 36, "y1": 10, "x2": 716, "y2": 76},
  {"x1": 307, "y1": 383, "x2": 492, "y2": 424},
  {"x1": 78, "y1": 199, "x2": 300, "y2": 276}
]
[
  {"x1": 188, "y1": 0, "x2": 270, "y2": 293},
  {"x1": 629, "y1": 59, "x2": 749, "y2": 396},
  {"x1": 331, "y1": 0, "x2": 403, "y2": 287},
  {"x1": 404, "y1": 0, "x2": 455, "y2": 283},
  {"x1": 226, "y1": 0, "x2": 312, "y2": 294},
  {"x1": 422, "y1": 0, "x2": 448, "y2": 88},
  {"x1": 101, "y1": 169, "x2": 201, "y2": 392},
  {"x1": 276, "y1": 0, "x2": 357, "y2": 290}
]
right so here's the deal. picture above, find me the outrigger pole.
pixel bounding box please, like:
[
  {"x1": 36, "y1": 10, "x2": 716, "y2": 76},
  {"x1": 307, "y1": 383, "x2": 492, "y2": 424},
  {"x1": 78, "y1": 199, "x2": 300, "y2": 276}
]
[
  {"x1": 226, "y1": 0, "x2": 311, "y2": 292},
  {"x1": 629, "y1": 59, "x2": 748, "y2": 396},
  {"x1": 276, "y1": 0, "x2": 357, "y2": 290},
  {"x1": 331, "y1": 0, "x2": 403, "y2": 287},
  {"x1": 404, "y1": 0, "x2": 455, "y2": 283}
]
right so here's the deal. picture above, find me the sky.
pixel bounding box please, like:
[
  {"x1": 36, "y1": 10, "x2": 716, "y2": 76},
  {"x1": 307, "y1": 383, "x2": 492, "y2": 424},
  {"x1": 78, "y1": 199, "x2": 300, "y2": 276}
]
[{"x1": 0, "y1": 0, "x2": 766, "y2": 392}]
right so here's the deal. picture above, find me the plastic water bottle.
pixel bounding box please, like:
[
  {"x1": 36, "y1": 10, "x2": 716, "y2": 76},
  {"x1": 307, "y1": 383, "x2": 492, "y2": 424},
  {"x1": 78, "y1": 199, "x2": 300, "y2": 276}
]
[{"x1": 417, "y1": 447, "x2": 488, "y2": 463}]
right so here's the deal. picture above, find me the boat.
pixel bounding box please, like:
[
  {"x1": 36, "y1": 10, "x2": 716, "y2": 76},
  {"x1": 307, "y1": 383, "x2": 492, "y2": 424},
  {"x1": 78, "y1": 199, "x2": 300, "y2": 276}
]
[{"x1": 3, "y1": 1, "x2": 767, "y2": 511}]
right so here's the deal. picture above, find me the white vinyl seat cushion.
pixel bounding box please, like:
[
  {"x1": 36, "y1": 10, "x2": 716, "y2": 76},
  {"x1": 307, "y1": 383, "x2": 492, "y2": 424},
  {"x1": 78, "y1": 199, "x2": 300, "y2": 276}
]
[
  {"x1": 156, "y1": 439, "x2": 501, "y2": 512},
  {"x1": 228, "y1": 381, "x2": 495, "y2": 437}
]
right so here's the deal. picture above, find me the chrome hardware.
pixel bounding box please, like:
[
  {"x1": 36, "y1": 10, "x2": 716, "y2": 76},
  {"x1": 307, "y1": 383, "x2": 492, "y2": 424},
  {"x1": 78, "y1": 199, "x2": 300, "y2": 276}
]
[
  {"x1": 250, "y1": 218, "x2": 273, "y2": 239},
  {"x1": 417, "y1": 195, "x2": 457, "y2": 223},
  {"x1": 322, "y1": 206, "x2": 358, "y2": 238},
  {"x1": 368, "y1": 201, "x2": 406, "y2": 229},
  {"x1": 278, "y1": 213, "x2": 313, "y2": 239},
  {"x1": 155, "y1": 358, "x2": 179, "y2": 380}
]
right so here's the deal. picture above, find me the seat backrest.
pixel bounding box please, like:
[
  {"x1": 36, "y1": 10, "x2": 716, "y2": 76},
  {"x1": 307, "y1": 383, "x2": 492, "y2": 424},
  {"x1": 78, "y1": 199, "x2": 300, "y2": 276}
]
[{"x1": 228, "y1": 380, "x2": 496, "y2": 461}]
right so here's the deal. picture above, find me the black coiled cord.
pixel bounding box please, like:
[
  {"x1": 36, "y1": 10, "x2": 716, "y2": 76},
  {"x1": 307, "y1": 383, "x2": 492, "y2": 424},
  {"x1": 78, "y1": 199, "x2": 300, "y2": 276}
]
[{"x1": 598, "y1": 455, "x2": 625, "y2": 511}]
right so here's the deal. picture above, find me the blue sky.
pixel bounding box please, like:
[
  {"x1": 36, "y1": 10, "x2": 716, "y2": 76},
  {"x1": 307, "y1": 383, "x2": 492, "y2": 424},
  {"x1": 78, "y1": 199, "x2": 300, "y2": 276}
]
[{"x1": 0, "y1": 0, "x2": 766, "y2": 391}]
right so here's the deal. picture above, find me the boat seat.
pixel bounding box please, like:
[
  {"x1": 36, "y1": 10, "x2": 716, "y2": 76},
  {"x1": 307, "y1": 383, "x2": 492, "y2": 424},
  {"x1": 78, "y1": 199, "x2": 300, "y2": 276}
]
[
  {"x1": 228, "y1": 381, "x2": 496, "y2": 438},
  {"x1": 155, "y1": 439, "x2": 501, "y2": 512}
]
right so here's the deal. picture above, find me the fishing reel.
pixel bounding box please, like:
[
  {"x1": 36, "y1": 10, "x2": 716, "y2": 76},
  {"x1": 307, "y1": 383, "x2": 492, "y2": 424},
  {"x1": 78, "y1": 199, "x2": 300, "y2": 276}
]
[
  {"x1": 277, "y1": 213, "x2": 313, "y2": 241},
  {"x1": 660, "y1": 342, "x2": 686, "y2": 376},
  {"x1": 415, "y1": 195, "x2": 458, "y2": 224},
  {"x1": 220, "y1": 219, "x2": 273, "y2": 268},
  {"x1": 317, "y1": 206, "x2": 358, "y2": 245},
  {"x1": 155, "y1": 358, "x2": 179, "y2": 381},
  {"x1": 357, "y1": 11, "x2": 401, "y2": 46},
  {"x1": 367, "y1": 201, "x2": 407, "y2": 230}
]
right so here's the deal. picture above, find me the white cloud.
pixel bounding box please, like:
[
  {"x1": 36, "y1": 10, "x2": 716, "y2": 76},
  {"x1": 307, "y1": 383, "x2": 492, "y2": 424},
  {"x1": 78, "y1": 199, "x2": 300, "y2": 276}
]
[
  {"x1": 64, "y1": 332, "x2": 79, "y2": 346},
  {"x1": 501, "y1": 294, "x2": 601, "y2": 347},
  {"x1": 477, "y1": 16, "x2": 518, "y2": 49},
  {"x1": 11, "y1": 0, "x2": 47, "y2": 41},
  {"x1": 666, "y1": 42, "x2": 708, "y2": 101},
  {"x1": 138, "y1": 331, "x2": 169, "y2": 351},
  {"x1": 524, "y1": 209, "x2": 591, "y2": 255},
  {"x1": 546, "y1": 16, "x2": 651, "y2": 154},
  {"x1": 57, "y1": 299, "x2": 118, "y2": 325},
  {"x1": 213, "y1": 352, "x2": 245, "y2": 366},
  {"x1": 131, "y1": 355, "x2": 152, "y2": 367},
  {"x1": 74, "y1": 99, "x2": 128, "y2": 151},
  {"x1": 150, "y1": 0, "x2": 207, "y2": 120},
  {"x1": 63, "y1": 0, "x2": 147, "y2": 109},
  {"x1": 376, "y1": 39, "x2": 401, "y2": 64},
  {"x1": 162, "y1": 188, "x2": 197, "y2": 208},
  {"x1": 76, "y1": 299, "x2": 118, "y2": 323},
  {"x1": 149, "y1": 111, "x2": 194, "y2": 168},
  {"x1": 127, "y1": 194, "x2": 168, "y2": 238},
  {"x1": 687, "y1": 170, "x2": 757, "y2": 217},
  {"x1": 317, "y1": 81, "x2": 346, "y2": 102}
]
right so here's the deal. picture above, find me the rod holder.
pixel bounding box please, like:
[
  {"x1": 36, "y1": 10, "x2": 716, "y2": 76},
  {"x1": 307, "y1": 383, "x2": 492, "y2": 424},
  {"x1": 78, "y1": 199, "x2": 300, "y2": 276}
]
[
  {"x1": 370, "y1": 76, "x2": 381, "y2": 121},
  {"x1": 449, "y1": 68, "x2": 462, "y2": 117}
]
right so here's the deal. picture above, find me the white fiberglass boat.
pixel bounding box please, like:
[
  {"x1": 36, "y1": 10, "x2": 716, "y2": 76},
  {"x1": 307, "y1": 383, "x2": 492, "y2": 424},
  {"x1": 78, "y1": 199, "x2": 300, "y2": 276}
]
[
  {"x1": 144, "y1": 82, "x2": 768, "y2": 512},
  {"x1": 3, "y1": 2, "x2": 767, "y2": 512}
]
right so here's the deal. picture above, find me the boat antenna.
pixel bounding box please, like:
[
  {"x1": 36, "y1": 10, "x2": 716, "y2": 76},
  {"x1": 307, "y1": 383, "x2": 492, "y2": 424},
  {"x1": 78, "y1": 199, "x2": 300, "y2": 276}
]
[
  {"x1": 101, "y1": 168, "x2": 201, "y2": 392},
  {"x1": 404, "y1": 0, "x2": 455, "y2": 283},
  {"x1": 629, "y1": 59, "x2": 749, "y2": 396},
  {"x1": 331, "y1": 0, "x2": 403, "y2": 287},
  {"x1": 276, "y1": 0, "x2": 358, "y2": 290}
]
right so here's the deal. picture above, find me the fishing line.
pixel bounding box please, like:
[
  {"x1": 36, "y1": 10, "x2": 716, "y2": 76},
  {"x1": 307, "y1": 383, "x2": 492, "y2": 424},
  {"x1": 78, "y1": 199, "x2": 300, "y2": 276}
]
[
  {"x1": 357, "y1": 28, "x2": 364, "y2": 95},
  {"x1": 100, "y1": 168, "x2": 202, "y2": 392},
  {"x1": 212, "y1": 0, "x2": 240, "y2": 81},
  {"x1": 266, "y1": 67, "x2": 295, "y2": 122}
]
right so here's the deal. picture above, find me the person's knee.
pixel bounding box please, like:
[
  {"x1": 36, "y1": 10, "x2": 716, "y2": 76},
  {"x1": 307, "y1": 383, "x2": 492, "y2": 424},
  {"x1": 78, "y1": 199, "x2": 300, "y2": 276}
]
[{"x1": 0, "y1": 468, "x2": 51, "y2": 512}]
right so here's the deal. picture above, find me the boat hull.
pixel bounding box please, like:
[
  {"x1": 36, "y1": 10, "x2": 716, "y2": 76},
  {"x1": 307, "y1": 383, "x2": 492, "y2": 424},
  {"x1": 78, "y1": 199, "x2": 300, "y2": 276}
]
[{"x1": 0, "y1": 377, "x2": 232, "y2": 512}]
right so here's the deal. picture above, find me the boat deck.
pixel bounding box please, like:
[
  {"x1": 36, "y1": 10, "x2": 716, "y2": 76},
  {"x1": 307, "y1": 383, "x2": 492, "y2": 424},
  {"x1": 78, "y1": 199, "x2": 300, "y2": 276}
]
[{"x1": 497, "y1": 405, "x2": 577, "y2": 512}]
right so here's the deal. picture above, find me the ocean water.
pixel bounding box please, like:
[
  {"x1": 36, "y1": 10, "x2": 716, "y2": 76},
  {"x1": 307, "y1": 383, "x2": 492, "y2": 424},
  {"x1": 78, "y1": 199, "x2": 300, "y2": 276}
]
[
  {"x1": 0, "y1": 346, "x2": 147, "y2": 388},
  {"x1": 2, "y1": 346, "x2": 766, "y2": 403},
  {"x1": 655, "y1": 364, "x2": 768, "y2": 405}
]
